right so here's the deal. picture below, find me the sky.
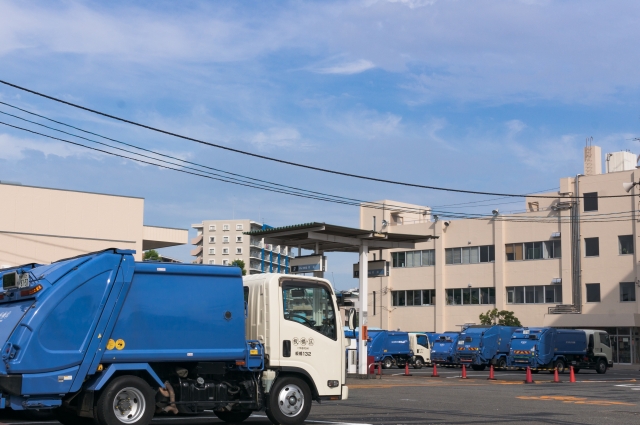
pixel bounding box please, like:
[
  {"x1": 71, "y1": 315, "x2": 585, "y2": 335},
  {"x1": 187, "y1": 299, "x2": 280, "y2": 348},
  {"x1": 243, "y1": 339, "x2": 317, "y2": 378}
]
[{"x1": 1, "y1": 0, "x2": 640, "y2": 289}]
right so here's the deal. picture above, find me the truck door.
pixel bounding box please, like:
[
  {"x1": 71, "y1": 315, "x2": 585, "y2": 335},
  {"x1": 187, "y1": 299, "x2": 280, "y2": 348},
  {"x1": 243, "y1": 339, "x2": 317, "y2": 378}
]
[
  {"x1": 416, "y1": 334, "x2": 430, "y2": 363},
  {"x1": 597, "y1": 332, "x2": 613, "y2": 362},
  {"x1": 279, "y1": 279, "x2": 341, "y2": 396}
]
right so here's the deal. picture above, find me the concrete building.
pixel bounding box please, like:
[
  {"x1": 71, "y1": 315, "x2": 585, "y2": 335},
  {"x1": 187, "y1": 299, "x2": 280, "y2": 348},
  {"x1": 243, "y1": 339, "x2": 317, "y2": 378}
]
[
  {"x1": 358, "y1": 148, "x2": 640, "y2": 364},
  {"x1": 0, "y1": 181, "x2": 188, "y2": 267},
  {"x1": 190, "y1": 219, "x2": 294, "y2": 274}
]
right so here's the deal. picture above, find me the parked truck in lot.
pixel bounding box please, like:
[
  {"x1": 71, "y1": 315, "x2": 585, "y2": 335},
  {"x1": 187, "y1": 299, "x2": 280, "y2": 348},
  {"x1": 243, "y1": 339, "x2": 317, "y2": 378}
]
[
  {"x1": 366, "y1": 330, "x2": 413, "y2": 369},
  {"x1": 408, "y1": 333, "x2": 430, "y2": 369},
  {"x1": 0, "y1": 249, "x2": 347, "y2": 425},
  {"x1": 430, "y1": 333, "x2": 460, "y2": 366},
  {"x1": 455, "y1": 326, "x2": 517, "y2": 370},
  {"x1": 507, "y1": 327, "x2": 613, "y2": 374}
]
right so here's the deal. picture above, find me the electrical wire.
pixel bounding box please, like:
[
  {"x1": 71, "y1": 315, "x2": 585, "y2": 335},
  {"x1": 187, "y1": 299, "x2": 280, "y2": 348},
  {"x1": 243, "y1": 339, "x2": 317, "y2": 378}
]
[
  {"x1": 2, "y1": 117, "x2": 639, "y2": 226},
  {"x1": 0, "y1": 101, "x2": 567, "y2": 220},
  {"x1": 0, "y1": 79, "x2": 632, "y2": 200}
]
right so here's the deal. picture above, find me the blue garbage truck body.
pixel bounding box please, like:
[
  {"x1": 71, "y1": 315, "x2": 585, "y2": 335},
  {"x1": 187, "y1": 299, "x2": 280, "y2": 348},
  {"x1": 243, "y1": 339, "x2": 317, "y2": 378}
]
[
  {"x1": 366, "y1": 330, "x2": 412, "y2": 369},
  {"x1": 454, "y1": 326, "x2": 517, "y2": 370},
  {"x1": 507, "y1": 327, "x2": 613, "y2": 373},
  {"x1": 430, "y1": 332, "x2": 460, "y2": 365},
  {"x1": 0, "y1": 249, "x2": 268, "y2": 423}
]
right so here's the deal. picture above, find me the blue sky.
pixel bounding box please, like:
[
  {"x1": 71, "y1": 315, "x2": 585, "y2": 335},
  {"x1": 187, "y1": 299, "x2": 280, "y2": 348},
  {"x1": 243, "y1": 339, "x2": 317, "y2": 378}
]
[{"x1": 1, "y1": 0, "x2": 640, "y2": 289}]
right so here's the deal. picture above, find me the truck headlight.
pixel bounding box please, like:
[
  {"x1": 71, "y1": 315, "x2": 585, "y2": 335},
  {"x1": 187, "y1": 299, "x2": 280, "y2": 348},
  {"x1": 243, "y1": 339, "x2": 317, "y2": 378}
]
[{"x1": 327, "y1": 380, "x2": 339, "y2": 388}]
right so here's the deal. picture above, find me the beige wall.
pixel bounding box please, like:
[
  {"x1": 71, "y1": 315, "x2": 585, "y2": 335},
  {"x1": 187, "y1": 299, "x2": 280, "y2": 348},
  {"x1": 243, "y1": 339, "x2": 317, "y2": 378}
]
[
  {"x1": 0, "y1": 183, "x2": 187, "y2": 266},
  {"x1": 359, "y1": 169, "x2": 640, "y2": 334}
]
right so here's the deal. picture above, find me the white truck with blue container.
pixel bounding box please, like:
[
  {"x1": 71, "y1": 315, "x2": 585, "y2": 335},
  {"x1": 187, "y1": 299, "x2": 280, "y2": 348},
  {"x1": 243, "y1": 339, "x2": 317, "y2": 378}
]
[
  {"x1": 0, "y1": 249, "x2": 347, "y2": 425},
  {"x1": 454, "y1": 325, "x2": 517, "y2": 370},
  {"x1": 366, "y1": 330, "x2": 413, "y2": 369},
  {"x1": 507, "y1": 327, "x2": 612, "y2": 374}
]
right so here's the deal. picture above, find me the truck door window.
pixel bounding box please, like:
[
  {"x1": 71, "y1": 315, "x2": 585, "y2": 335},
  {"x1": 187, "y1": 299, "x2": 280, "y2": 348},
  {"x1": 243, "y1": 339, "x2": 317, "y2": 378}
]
[
  {"x1": 417, "y1": 335, "x2": 428, "y2": 348},
  {"x1": 282, "y1": 283, "x2": 337, "y2": 340},
  {"x1": 599, "y1": 333, "x2": 610, "y2": 347}
]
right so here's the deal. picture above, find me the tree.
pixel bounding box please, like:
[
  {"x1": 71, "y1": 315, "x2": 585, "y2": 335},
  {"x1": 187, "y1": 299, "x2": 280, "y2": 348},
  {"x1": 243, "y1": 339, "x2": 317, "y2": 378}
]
[
  {"x1": 479, "y1": 308, "x2": 522, "y2": 327},
  {"x1": 143, "y1": 249, "x2": 161, "y2": 261},
  {"x1": 230, "y1": 259, "x2": 247, "y2": 276}
]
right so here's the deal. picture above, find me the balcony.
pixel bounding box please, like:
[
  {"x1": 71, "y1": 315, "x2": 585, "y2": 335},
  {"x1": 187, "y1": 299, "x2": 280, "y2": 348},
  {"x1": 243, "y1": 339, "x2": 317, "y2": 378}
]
[
  {"x1": 250, "y1": 238, "x2": 263, "y2": 248},
  {"x1": 192, "y1": 256, "x2": 203, "y2": 264},
  {"x1": 191, "y1": 235, "x2": 203, "y2": 245},
  {"x1": 190, "y1": 246, "x2": 203, "y2": 256},
  {"x1": 250, "y1": 249, "x2": 262, "y2": 259}
]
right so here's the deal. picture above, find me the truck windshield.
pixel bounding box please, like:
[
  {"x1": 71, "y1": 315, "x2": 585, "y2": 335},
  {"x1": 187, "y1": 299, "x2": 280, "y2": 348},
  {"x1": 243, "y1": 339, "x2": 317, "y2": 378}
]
[{"x1": 282, "y1": 282, "x2": 337, "y2": 340}]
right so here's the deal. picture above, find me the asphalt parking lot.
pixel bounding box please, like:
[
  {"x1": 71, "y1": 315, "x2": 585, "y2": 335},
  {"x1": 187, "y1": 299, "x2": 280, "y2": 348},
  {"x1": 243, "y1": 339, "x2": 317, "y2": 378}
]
[{"x1": 1, "y1": 366, "x2": 639, "y2": 425}]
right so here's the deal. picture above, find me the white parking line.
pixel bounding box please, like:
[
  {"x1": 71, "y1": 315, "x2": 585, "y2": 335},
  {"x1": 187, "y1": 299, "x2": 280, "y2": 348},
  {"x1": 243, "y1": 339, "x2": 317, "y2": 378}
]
[{"x1": 252, "y1": 414, "x2": 372, "y2": 425}]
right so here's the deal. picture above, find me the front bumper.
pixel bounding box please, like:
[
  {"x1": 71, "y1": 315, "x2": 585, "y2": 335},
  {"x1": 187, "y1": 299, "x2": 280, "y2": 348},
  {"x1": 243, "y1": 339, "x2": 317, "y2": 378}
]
[{"x1": 0, "y1": 375, "x2": 21, "y2": 396}]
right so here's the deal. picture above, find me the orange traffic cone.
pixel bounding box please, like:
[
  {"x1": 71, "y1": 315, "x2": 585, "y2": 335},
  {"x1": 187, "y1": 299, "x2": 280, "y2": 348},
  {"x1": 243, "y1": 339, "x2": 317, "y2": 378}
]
[
  {"x1": 404, "y1": 362, "x2": 412, "y2": 376},
  {"x1": 552, "y1": 367, "x2": 562, "y2": 383},
  {"x1": 569, "y1": 366, "x2": 576, "y2": 383},
  {"x1": 487, "y1": 364, "x2": 497, "y2": 381},
  {"x1": 524, "y1": 366, "x2": 535, "y2": 384},
  {"x1": 431, "y1": 363, "x2": 440, "y2": 377},
  {"x1": 461, "y1": 364, "x2": 468, "y2": 379}
]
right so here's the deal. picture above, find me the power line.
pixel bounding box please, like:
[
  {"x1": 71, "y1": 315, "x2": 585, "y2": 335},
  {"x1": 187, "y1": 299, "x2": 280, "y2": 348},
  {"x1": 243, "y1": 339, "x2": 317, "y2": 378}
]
[
  {"x1": 0, "y1": 79, "x2": 630, "y2": 200},
  {"x1": 2, "y1": 117, "x2": 638, "y2": 225}
]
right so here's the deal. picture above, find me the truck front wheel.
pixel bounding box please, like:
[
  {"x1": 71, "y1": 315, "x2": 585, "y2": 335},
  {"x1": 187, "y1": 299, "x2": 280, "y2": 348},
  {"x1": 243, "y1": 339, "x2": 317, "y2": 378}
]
[
  {"x1": 596, "y1": 359, "x2": 607, "y2": 374},
  {"x1": 96, "y1": 376, "x2": 155, "y2": 425},
  {"x1": 214, "y1": 410, "x2": 252, "y2": 423},
  {"x1": 413, "y1": 358, "x2": 424, "y2": 369},
  {"x1": 382, "y1": 358, "x2": 393, "y2": 369},
  {"x1": 267, "y1": 377, "x2": 312, "y2": 425}
]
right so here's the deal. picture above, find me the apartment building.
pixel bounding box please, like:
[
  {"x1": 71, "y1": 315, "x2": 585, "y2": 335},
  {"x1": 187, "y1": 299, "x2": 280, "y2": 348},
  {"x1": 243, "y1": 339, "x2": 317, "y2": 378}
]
[
  {"x1": 0, "y1": 181, "x2": 188, "y2": 266},
  {"x1": 358, "y1": 148, "x2": 640, "y2": 364},
  {"x1": 190, "y1": 219, "x2": 294, "y2": 274}
]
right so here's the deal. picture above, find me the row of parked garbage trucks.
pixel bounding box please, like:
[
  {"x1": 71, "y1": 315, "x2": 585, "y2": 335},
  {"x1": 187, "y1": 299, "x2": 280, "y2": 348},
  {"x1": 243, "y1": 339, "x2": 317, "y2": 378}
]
[{"x1": 347, "y1": 325, "x2": 614, "y2": 374}]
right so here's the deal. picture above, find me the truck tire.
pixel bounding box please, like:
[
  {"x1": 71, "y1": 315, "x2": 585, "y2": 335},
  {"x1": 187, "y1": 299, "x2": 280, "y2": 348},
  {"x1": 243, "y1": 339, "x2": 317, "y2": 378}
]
[
  {"x1": 95, "y1": 376, "x2": 155, "y2": 425},
  {"x1": 554, "y1": 360, "x2": 566, "y2": 374},
  {"x1": 413, "y1": 358, "x2": 424, "y2": 369},
  {"x1": 382, "y1": 357, "x2": 393, "y2": 369},
  {"x1": 214, "y1": 410, "x2": 252, "y2": 423},
  {"x1": 471, "y1": 365, "x2": 486, "y2": 371},
  {"x1": 496, "y1": 359, "x2": 507, "y2": 370},
  {"x1": 595, "y1": 359, "x2": 607, "y2": 374},
  {"x1": 54, "y1": 408, "x2": 95, "y2": 425},
  {"x1": 267, "y1": 377, "x2": 312, "y2": 425}
]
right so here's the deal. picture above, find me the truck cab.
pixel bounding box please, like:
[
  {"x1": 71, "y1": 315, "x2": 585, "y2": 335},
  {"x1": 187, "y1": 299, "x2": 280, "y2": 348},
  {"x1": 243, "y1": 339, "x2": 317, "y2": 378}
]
[
  {"x1": 408, "y1": 333, "x2": 430, "y2": 368},
  {"x1": 430, "y1": 333, "x2": 460, "y2": 365},
  {"x1": 243, "y1": 274, "x2": 347, "y2": 423}
]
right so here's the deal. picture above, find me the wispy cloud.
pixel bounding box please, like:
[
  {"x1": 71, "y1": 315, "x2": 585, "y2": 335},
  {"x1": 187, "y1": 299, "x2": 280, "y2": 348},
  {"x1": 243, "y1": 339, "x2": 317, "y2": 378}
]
[{"x1": 314, "y1": 59, "x2": 376, "y2": 75}]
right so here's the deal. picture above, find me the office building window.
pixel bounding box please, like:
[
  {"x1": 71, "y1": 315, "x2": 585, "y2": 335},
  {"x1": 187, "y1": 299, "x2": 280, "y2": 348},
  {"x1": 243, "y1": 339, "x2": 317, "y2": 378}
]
[
  {"x1": 222, "y1": 248, "x2": 229, "y2": 255},
  {"x1": 583, "y1": 192, "x2": 598, "y2": 212},
  {"x1": 619, "y1": 235, "x2": 634, "y2": 255},
  {"x1": 506, "y1": 285, "x2": 562, "y2": 304},
  {"x1": 391, "y1": 289, "x2": 435, "y2": 306},
  {"x1": 391, "y1": 250, "x2": 435, "y2": 268},
  {"x1": 208, "y1": 259, "x2": 215, "y2": 265},
  {"x1": 209, "y1": 236, "x2": 216, "y2": 243},
  {"x1": 236, "y1": 247, "x2": 243, "y2": 254},
  {"x1": 222, "y1": 259, "x2": 229, "y2": 266},
  {"x1": 620, "y1": 282, "x2": 636, "y2": 302},
  {"x1": 585, "y1": 237, "x2": 599, "y2": 257},
  {"x1": 209, "y1": 225, "x2": 216, "y2": 231},
  {"x1": 223, "y1": 224, "x2": 230, "y2": 231},
  {"x1": 223, "y1": 236, "x2": 230, "y2": 243},
  {"x1": 445, "y1": 246, "x2": 494, "y2": 265},
  {"x1": 209, "y1": 248, "x2": 215, "y2": 255},
  {"x1": 586, "y1": 283, "x2": 601, "y2": 303},
  {"x1": 236, "y1": 224, "x2": 243, "y2": 230},
  {"x1": 446, "y1": 287, "x2": 495, "y2": 305},
  {"x1": 506, "y1": 240, "x2": 560, "y2": 261},
  {"x1": 236, "y1": 235, "x2": 243, "y2": 243}
]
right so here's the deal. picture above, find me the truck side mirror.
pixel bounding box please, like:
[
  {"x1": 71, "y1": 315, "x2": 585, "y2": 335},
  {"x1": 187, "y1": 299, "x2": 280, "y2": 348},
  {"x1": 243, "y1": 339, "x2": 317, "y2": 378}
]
[{"x1": 347, "y1": 308, "x2": 356, "y2": 331}]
